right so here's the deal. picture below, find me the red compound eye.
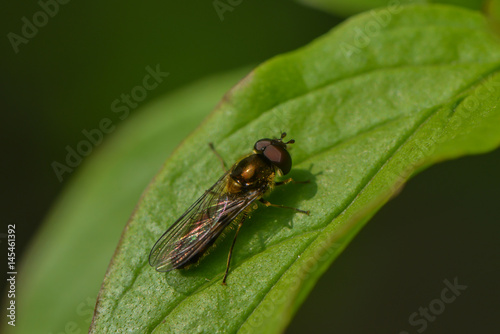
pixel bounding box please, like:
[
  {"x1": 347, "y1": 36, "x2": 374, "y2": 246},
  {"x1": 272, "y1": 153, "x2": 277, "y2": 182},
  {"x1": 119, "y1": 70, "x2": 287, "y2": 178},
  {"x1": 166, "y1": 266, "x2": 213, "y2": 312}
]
[
  {"x1": 254, "y1": 139, "x2": 272, "y2": 152},
  {"x1": 262, "y1": 144, "x2": 292, "y2": 175},
  {"x1": 254, "y1": 136, "x2": 292, "y2": 175}
]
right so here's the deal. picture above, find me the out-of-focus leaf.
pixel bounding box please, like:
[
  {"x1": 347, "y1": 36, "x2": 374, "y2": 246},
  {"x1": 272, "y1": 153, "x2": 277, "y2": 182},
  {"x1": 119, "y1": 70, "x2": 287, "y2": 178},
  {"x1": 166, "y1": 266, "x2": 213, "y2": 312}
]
[
  {"x1": 298, "y1": 0, "x2": 484, "y2": 17},
  {"x1": 4, "y1": 68, "x2": 250, "y2": 334}
]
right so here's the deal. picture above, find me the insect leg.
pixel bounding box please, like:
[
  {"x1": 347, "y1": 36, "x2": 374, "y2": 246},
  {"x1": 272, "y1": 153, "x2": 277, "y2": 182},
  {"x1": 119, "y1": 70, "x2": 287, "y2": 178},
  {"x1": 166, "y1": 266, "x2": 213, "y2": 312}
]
[
  {"x1": 208, "y1": 143, "x2": 227, "y2": 172},
  {"x1": 222, "y1": 214, "x2": 247, "y2": 285},
  {"x1": 259, "y1": 198, "x2": 310, "y2": 215},
  {"x1": 274, "y1": 178, "x2": 310, "y2": 186}
]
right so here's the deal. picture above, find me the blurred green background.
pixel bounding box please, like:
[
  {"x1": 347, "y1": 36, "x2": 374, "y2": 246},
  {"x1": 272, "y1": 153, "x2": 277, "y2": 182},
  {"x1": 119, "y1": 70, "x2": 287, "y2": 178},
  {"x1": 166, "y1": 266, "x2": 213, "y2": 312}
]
[{"x1": 1, "y1": 1, "x2": 499, "y2": 333}]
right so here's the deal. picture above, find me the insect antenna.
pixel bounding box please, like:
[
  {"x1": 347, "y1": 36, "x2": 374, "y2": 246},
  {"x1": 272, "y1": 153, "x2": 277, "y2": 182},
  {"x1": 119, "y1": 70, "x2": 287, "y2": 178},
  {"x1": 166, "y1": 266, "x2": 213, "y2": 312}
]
[{"x1": 279, "y1": 132, "x2": 295, "y2": 145}]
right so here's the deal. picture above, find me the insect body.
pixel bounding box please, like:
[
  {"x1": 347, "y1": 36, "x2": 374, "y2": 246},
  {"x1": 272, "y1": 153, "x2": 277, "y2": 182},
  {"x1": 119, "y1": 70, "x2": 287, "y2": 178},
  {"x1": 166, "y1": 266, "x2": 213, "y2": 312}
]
[{"x1": 149, "y1": 132, "x2": 309, "y2": 284}]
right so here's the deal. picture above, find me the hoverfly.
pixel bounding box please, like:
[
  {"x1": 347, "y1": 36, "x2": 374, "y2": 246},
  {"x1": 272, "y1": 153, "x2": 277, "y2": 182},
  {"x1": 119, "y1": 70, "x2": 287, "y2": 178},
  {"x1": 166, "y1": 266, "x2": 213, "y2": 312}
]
[{"x1": 149, "y1": 132, "x2": 309, "y2": 284}]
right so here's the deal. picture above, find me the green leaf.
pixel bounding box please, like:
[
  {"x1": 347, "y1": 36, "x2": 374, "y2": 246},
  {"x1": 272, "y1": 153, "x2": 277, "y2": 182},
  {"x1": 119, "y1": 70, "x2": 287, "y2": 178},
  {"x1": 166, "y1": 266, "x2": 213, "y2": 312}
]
[
  {"x1": 486, "y1": 0, "x2": 500, "y2": 33},
  {"x1": 4, "y1": 69, "x2": 250, "y2": 334},
  {"x1": 91, "y1": 5, "x2": 500, "y2": 333},
  {"x1": 297, "y1": 0, "x2": 484, "y2": 17}
]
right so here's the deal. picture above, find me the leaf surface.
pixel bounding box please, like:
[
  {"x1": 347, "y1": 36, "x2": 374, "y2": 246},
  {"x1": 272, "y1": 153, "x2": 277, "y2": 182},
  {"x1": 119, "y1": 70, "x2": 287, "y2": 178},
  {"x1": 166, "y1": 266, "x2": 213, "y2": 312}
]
[{"x1": 91, "y1": 6, "x2": 500, "y2": 333}]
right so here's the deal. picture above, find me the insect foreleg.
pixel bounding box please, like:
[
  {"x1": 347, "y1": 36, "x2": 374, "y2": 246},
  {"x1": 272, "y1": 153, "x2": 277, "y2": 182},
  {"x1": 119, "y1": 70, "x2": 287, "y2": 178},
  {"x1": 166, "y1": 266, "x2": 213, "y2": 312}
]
[
  {"x1": 274, "y1": 178, "x2": 310, "y2": 186},
  {"x1": 208, "y1": 142, "x2": 227, "y2": 172}
]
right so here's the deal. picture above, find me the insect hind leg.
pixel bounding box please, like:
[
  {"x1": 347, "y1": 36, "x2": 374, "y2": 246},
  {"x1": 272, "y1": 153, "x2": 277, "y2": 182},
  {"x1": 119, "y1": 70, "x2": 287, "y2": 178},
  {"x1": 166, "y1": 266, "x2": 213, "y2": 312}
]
[{"x1": 222, "y1": 214, "x2": 247, "y2": 285}]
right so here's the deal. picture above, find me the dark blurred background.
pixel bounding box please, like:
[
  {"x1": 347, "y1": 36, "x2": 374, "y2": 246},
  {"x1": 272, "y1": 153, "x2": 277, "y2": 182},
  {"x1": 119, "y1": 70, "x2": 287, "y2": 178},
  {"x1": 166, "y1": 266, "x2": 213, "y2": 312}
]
[
  {"x1": 0, "y1": 0, "x2": 337, "y2": 285},
  {"x1": 1, "y1": 1, "x2": 499, "y2": 333}
]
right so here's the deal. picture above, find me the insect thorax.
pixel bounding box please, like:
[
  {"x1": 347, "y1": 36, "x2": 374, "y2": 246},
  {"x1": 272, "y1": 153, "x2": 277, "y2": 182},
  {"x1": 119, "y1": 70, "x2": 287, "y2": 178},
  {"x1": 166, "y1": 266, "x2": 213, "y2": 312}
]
[{"x1": 227, "y1": 154, "x2": 275, "y2": 194}]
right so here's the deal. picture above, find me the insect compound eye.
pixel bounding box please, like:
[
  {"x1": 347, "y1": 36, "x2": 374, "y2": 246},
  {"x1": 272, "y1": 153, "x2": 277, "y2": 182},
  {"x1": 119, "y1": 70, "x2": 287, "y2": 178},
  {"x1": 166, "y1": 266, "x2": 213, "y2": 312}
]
[
  {"x1": 262, "y1": 144, "x2": 292, "y2": 175},
  {"x1": 254, "y1": 139, "x2": 272, "y2": 152}
]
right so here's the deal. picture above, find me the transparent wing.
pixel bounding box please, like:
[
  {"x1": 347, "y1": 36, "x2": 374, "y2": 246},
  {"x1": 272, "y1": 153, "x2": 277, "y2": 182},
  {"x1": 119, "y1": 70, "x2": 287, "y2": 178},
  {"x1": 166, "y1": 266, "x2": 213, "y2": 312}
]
[{"x1": 149, "y1": 172, "x2": 260, "y2": 272}]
